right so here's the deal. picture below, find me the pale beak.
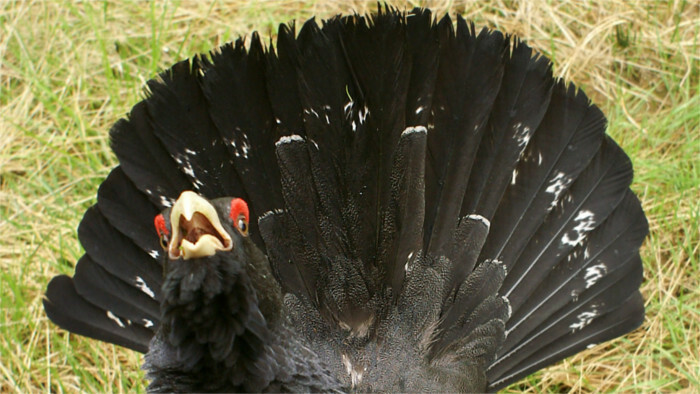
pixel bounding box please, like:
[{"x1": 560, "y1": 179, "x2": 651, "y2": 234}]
[{"x1": 168, "y1": 191, "x2": 232, "y2": 260}]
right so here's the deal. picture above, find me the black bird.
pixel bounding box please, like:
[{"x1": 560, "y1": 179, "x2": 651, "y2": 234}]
[{"x1": 43, "y1": 7, "x2": 648, "y2": 392}]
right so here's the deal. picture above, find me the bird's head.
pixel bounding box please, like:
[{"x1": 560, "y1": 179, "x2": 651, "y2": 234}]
[
  {"x1": 152, "y1": 190, "x2": 282, "y2": 315},
  {"x1": 151, "y1": 191, "x2": 282, "y2": 358},
  {"x1": 154, "y1": 190, "x2": 249, "y2": 264}
]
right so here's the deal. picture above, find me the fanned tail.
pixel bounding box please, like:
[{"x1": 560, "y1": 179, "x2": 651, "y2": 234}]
[{"x1": 43, "y1": 7, "x2": 647, "y2": 390}]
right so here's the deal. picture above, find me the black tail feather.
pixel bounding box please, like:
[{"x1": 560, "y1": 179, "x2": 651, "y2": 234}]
[
  {"x1": 200, "y1": 36, "x2": 285, "y2": 240},
  {"x1": 433, "y1": 260, "x2": 508, "y2": 358},
  {"x1": 378, "y1": 127, "x2": 427, "y2": 296},
  {"x1": 274, "y1": 136, "x2": 345, "y2": 260},
  {"x1": 461, "y1": 42, "x2": 554, "y2": 219},
  {"x1": 78, "y1": 206, "x2": 161, "y2": 289},
  {"x1": 447, "y1": 214, "x2": 491, "y2": 287},
  {"x1": 502, "y1": 137, "x2": 634, "y2": 310},
  {"x1": 487, "y1": 292, "x2": 644, "y2": 390},
  {"x1": 47, "y1": 168, "x2": 164, "y2": 353},
  {"x1": 294, "y1": 16, "x2": 355, "y2": 159},
  {"x1": 404, "y1": 8, "x2": 440, "y2": 127},
  {"x1": 266, "y1": 22, "x2": 305, "y2": 135},
  {"x1": 259, "y1": 210, "x2": 313, "y2": 299},
  {"x1": 336, "y1": 11, "x2": 413, "y2": 271},
  {"x1": 96, "y1": 167, "x2": 162, "y2": 255},
  {"x1": 479, "y1": 82, "x2": 606, "y2": 271},
  {"x1": 442, "y1": 260, "x2": 507, "y2": 334},
  {"x1": 145, "y1": 60, "x2": 241, "y2": 200},
  {"x1": 73, "y1": 255, "x2": 160, "y2": 324},
  {"x1": 424, "y1": 19, "x2": 507, "y2": 258},
  {"x1": 502, "y1": 191, "x2": 648, "y2": 350},
  {"x1": 110, "y1": 102, "x2": 190, "y2": 209},
  {"x1": 44, "y1": 275, "x2": 152, "y2": 353}
]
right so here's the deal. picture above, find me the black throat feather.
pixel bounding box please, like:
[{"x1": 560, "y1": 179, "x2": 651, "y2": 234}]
[
  {"x1": 147, "y1": 252, "x2": 271, "y2": 392},
  {"x1": 144, "y1": 239, "x2": 344, "y2": 392}
]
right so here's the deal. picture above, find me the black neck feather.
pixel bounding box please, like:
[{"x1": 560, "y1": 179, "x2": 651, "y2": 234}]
[{"x1": 154, "y1": 252, "x2": 271, "y2": 391}]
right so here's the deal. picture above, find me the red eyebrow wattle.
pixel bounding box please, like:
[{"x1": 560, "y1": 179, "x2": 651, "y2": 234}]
[
  {"x1": 154, "y1": 214, "x2": 168, "y2": 236},
  {"x1": 230, "y1": 198, "x2": 249, "y2": 223}
]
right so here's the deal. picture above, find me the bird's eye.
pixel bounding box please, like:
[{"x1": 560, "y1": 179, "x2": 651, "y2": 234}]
[
  {"x1": 236, "y1": 214, "x2": 248, "y2": 235},
  {"x1": 159, "y1": 234, "x2": 169, "y2": 249},
  {"x1": 229, "y1": 198, "x2": 250, "y2": 236}
]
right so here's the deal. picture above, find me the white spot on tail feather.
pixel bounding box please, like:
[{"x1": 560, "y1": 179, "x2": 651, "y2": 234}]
[
  {"x1": 258, "y1": 209, "x2": 285, "y2": 221},
  {"x1": 227, "y1": 134, "x2": 251, "y2": 159},
  {"x1": 485, "y1": 258, "x2": 506, "y2": 277},
  {"x1": 343, "y1": 101, "x2": 354, "y2": 118},
  {"x1": 497, "y1": 260, "x2": 506, "y2": 275},
  {"x1": 177, "y1": 156, "x2": 203, "y2": 190},
  {"x1": 135, "y1": 276, "x2": 156, "y2": 299},
  {"x1": 148, "y1": 250, "x2": 159, "y2": 259},
  {"x1": 401, "y1": 126, "x2": 427, "y2": 137},
  {"x1": 405, "y1": 251, "x2": 415, "y2": 272},
  {"x1": 545, "y1": 171, "x2": 573, "y2": 209},
  {"x1": 571, "y1": 289, "x2": 580, "y2": 302},
  {"x1": 358, "y1": 105, "x2": 369, "y2": 124},
  {"x1": 569, "y1": 306, "x2": 599, "y2": 332},
  {"x1": 466, "y1": 214, "x2": 490, "y2": 229},
  {"x1": 159, "y1": 195, "x2": 174, "y2": 208},
  {"x1": 561, "y1": 210, "x2": 596, "y2": 247},
  {"x1": 511, "y1": 168, "x2": 518, "y2": 185},
  {"x1": 241, "y1": 140, "x2": 250, "y2": 159},
  {"x1": 503, "y1": 296, "x2": 512, "y2": 318},
  {"x1": 107, "y1": 311, "x2": 125, "y2": 328},
  {"x1": 569, "y1": 248, "x2": 581, "y2": 260},
  {"x1": 276, "y1": 135, "x2": 304, "y2": 146},
  {"x1": 513, "y1": 122, "x2": 532, "y2": 148},
  {"x1": 584, "y1": 264, "x2": 607, "y2": 289},
  {"x1": 415, "y1": 106, "x2": 425, "y2": 115},
  {"x1": 143, "y1": 319, "x2": 154, "y2": 328},
  {"x1": 303, "y1": 108, "x2": 320, "y2": 119}
]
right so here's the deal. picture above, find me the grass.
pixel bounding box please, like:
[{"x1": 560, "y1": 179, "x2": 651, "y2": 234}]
[{"x1": 1, "y1": 0, "x2": 698, "y2": 392}]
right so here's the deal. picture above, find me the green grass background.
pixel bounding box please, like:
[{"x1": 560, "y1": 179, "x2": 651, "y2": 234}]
[{"x1": 1, "y1": 1, "x2": 698, "y2": 392}]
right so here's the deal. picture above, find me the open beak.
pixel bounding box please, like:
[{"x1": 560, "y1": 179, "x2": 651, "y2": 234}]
[{"x1": 168, "y1": 191, "x2": 233, "y2": 260}]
